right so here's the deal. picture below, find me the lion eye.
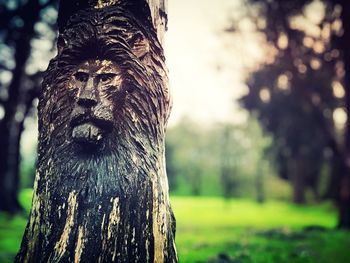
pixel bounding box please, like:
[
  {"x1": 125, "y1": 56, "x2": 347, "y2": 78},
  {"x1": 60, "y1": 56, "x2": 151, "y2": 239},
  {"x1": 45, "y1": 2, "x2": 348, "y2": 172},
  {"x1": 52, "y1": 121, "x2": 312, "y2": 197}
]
[
  {"x1": 99, "y1": 73, "x2": 116, "y2": 83},
  {"x1": 74, "y1": 72, "x2": 89, "y2": 82}
]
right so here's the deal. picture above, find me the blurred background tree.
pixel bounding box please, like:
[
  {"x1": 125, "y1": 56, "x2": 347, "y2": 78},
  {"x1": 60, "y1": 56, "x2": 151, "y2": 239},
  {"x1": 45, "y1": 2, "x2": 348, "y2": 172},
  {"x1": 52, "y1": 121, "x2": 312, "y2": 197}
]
[
  {"x1": 232, "y1": 0, "x2": 350, "y2": 228},
  {"x1": 166, "y1": 117, "x2": 277, "y2": 200},
  {"x1": 0, "y1": 0, "x2": 57, "y2": 213}
]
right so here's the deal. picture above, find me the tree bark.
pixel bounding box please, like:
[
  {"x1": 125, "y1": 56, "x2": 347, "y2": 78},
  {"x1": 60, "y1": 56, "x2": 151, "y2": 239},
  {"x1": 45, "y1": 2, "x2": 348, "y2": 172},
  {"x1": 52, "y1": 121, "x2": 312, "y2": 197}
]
[{"x1": 16, "y1": 0, "x2": 177, "y2": 261}]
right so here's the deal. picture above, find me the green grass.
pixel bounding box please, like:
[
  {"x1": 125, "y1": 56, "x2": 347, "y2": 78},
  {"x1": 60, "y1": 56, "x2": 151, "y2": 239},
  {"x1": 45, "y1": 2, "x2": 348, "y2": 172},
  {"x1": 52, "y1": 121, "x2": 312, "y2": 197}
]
[
  {"x1": 0, "y1": 189, "x2": 32, "y2": 263},
  {"x1": 171, "y1": 197, "x2": 349, "y2": 263},
  {"x1": 1, "y1": 190, "x2": 349, "y2": 263}
]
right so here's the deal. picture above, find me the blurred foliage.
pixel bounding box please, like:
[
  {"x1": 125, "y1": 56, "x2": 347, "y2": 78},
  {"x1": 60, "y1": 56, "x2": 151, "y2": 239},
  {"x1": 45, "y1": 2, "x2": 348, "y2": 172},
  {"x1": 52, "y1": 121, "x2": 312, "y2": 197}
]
[
  {"x1": 166, "y1": 117, "x2": 295, "y2": 201},
  {"x1": 225, "y1": 0, "x2": 350, "y2": 207}
]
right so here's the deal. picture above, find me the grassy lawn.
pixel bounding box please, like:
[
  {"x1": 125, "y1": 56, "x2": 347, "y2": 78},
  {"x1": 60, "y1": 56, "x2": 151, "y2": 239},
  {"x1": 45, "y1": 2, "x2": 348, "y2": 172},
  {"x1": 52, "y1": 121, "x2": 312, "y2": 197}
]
[
  {"x1": 1, "y1": 190, "x2": 349, "y2": 262},
  {"x1": 0, "y1": 189, "x2": 32, "y2": 263},
  {"x1": 171, "y1": 197, "x2": 349, "y2": 263}
]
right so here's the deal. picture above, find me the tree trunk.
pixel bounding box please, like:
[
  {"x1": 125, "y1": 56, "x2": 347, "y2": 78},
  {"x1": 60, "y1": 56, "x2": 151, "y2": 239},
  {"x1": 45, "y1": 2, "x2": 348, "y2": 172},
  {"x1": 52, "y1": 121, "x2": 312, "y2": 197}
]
[
  {"x1": 335, "y1": 0, "x2": 350, "y2": 229},
  {"x1": 289, "y1": 156, "x2": 305, "y2": 204},
  {"x1": 0, "y1": 0, "x2": 42, "y2": 214},
  {"x1": 0, "y1": 118, "x2": 23, "y2": 213},
  {"x1": 255, "y1": 159, "x2": 265, "y2": 203},
  {"x1": 16, "y1": 0, "x2": 177, "y2": 262}
]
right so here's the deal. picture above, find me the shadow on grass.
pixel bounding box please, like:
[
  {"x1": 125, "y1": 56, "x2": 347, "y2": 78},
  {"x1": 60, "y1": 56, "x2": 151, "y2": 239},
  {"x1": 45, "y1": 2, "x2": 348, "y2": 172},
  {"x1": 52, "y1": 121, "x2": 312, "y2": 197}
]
[{"x1": 200, "y1": 227, "x2": 350, "y2": 263}]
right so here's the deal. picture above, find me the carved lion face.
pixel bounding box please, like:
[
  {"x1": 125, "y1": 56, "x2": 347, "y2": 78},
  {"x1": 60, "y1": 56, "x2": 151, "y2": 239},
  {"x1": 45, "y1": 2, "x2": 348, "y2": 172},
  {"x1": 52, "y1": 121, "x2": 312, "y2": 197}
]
[
  {"x1": 41, "y1": 6, "x2": 170, "y2": 158},
  {"x1": 69, "y1": 60, "x2": 123, "y2": 149}
]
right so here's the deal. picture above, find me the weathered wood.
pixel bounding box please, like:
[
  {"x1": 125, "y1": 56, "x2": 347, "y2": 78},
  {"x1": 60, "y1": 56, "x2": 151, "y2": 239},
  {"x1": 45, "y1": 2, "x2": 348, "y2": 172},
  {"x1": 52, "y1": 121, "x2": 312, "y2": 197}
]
[
  {"x1": 145, "y1": 0, "x2": 168, "y2": 43},
  {"x1": 57, "y1": 0, "x2": 167, "y2": 43},
  {"x1": 16, "y1": 0, "x2": 177, "y2": 262}
]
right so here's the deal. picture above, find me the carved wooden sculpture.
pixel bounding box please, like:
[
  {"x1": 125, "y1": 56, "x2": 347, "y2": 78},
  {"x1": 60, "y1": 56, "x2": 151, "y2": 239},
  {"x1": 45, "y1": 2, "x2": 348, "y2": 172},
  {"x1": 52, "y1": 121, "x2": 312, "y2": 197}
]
[{"x1": 16, "y1": 0, "x2": 177, "y2": 262}]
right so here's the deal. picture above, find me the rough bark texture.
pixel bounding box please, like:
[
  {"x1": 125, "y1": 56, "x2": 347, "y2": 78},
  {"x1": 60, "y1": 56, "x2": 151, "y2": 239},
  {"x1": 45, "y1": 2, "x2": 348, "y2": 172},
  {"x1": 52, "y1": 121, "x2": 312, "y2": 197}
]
[{"x1": 16, "y1": 0, "x2": 177, "y2": 262}]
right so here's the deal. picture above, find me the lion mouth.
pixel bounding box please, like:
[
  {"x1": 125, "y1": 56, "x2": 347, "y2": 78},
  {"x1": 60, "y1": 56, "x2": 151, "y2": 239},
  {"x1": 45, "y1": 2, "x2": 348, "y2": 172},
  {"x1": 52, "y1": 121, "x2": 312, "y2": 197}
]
[
  {"x1": 71, "y1": 122, "x2": 105, "y2": 147},
  {"x1": 70, "y1": 116, "x2": 113, "y2": 148}
]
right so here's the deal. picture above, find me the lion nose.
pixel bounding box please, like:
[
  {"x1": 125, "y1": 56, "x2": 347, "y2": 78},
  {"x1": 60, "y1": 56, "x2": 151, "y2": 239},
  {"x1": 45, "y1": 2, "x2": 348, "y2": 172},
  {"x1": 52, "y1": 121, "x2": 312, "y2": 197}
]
[{"x1": 77, "y1": 77, "x2": 98, "y2": 108}]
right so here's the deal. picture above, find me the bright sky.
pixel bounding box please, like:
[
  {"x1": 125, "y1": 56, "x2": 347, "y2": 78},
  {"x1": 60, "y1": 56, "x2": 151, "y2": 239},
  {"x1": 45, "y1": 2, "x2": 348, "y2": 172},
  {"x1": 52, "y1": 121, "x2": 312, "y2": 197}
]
[{"x1": 164, "y1": 0, "x2": 262, "y2": 126}]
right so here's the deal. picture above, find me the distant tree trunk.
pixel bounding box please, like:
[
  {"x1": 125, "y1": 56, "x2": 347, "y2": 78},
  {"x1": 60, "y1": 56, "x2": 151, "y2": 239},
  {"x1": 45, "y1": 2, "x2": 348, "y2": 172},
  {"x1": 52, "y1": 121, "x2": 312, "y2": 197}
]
[
  {"x1": 289, "y1": 156, "x2": 305, "y2": 204},
  {"x1": 220, "y1": 126, "x2": 236, "y2": 199},
  {"x1": 336, "y1": 0, "x2": 350, "y2": 229},
  {"x1": 0, "y1": 0, "x2": 42, "y2": 213},
  {"x1": 0, "y1": 114, "x2": 23, "y2": 213},
  {"x1": 16, "y1": 0, "x2": 177, "y2": 262},
  {"x1": 255, "y1": 159, "x2": 265, "y2": 203},
  {"x1": 0, "y1": 118, "x2": 23, "y2": 213},
  {"x1": 0, "y1": 75, "x2": 39, "y2": 214},
  {"x1": 165, "y1": 143, "x2": 177, "y2": 192},
  {"x1": 189, "y1": 167, "x2": 202, "y2": 196}
]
